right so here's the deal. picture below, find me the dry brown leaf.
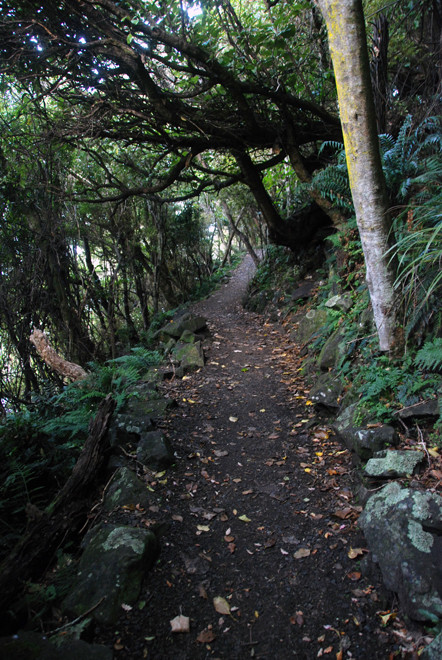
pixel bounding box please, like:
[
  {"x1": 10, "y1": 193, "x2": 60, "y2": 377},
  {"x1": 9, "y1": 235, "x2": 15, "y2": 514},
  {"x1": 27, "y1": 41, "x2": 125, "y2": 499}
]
[
  {"x1": 213, "y1": 596, "x2": 230, "y2": 615},
  {"x1": 333, "y1": 508, "x2": 352, "y2": 519},
  {"x1": 227, "y1": 542, "x2": 236, "y2": 553},
  {"x1": 196, "y1": 628, "x2": 216, "y2": 643},
  {"x1": 348, "y1": 547, "x2": 365, "y2": 559},
  {"x1": 346, "y1": 571, "x2": 362, "y2": 581},
  {"x1": 294, "y1": 548, "x2": 311, "y2": 559}
]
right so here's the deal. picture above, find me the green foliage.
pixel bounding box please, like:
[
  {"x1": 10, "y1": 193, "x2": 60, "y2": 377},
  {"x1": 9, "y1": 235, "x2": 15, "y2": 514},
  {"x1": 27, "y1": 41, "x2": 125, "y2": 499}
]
[
  {"x1": 387, "y1": 117, "x2": 442, "y2": 338},
  {"x1": 414, "y1": 339, "x2": 442, "y2": 373},
  {"x1": 311, "y1": 142, "x2": 353, "y2": 213},
  {"x1": 0, "y1": 344, "x2": 163, "y2": 559}
]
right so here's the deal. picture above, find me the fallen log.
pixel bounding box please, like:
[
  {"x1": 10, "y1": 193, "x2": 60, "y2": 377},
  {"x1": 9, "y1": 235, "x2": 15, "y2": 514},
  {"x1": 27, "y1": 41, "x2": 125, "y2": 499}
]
[
  {"x1": 30, "y1": 329, "x2": 87, "y2": 381},
  {"x1": 0, "y1": 394, "x2": 116, "y2": 632}
]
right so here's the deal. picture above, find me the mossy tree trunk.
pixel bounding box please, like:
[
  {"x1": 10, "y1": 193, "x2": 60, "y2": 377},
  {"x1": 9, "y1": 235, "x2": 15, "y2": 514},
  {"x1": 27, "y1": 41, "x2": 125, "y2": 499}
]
[{"x1": 318, "y1": 0, "x2": 398, "y2": 351}]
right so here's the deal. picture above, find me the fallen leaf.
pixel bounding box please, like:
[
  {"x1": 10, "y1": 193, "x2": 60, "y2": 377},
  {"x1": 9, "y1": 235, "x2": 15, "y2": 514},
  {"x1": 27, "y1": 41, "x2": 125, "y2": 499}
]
[
  {"x1": 238, "y1": 514, "x2": 251, "y2": 522},
  {"x1": 428, "y1": 447, "x2": 440, "y2": 458},
  {"x1": 348, "y1": 547, "x2": 365, "y2": 559},
  {"x1": 227, "y1": 542, "x2": 236, "y2": 553},
  {"x1": 229, "y1": 416, "x2": 238, "y2": 423},
  {"x1": 294, "y1": 548, "x2": 311, "y2": 559},
  {"x1": 378, "y1": 610, "x2": 397, "y2": 626},
  {"x1": 197, "y1": 628, "x2": 216, "y2": 643},
  {"x1": 224, "y1": 535, "x2": 235, "y2": 542},
  {"x1": 121, "y1": 603, "x2": 132, "y2": 611},
  {"x1": 346, "y1": 571, "x2": 362, "y2": 581},
  {"x1": 172, "y1": 514, "x2": 183, "y2": 522},
  {"x1": 170, "y1": 614, "x2": 190, "y2": 633},
  {"x1": 114, "y1": 640, "x2": 124, "y2": 651},
  {"x1": 198, "y1": 584, "x2": 208, "y2": 599},
  {"x1": 197, "y1": 525, "x2": 210, "y2": 532},
  {"x1": 290, "y1": 611, "x2": 304, "y2": 626},
  {"x1": 242, "y1": 489, "x2": 253, "y2": 495},
  {"x1": 214, "y1": 450, "x2": 229, "y2": 457},
  {"x1": 213, "y1": 596, "x2": 230, "y2": 615},
  {"x1": 333, "y1": 508, "x2": 352, "y2": 520}
]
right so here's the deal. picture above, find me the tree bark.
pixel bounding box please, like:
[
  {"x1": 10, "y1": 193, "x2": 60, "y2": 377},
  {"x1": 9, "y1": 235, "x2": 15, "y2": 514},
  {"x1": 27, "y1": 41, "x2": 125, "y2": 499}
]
[
  {"x1": 30, "y1": 329, "x2": 88, "y2": 381},
  {"x1": 221, "y1": 201, "x2": 261, "y2": 267},
  {"x1": 318, "y1": 0, "x2": 398, "y2": 351}
]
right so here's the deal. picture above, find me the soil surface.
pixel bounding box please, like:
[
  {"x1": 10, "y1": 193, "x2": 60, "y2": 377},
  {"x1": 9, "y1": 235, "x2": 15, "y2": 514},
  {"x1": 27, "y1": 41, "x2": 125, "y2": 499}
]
[{"x1": 97, "y1": 256, "x2": 406, "y2": 659}]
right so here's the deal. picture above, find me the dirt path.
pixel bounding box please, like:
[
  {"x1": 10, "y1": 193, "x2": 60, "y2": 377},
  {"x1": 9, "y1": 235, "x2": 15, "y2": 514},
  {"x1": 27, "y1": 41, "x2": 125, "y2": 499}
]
[{"x1": 99, "y1": 256, "x2": 399, "y2": 659}]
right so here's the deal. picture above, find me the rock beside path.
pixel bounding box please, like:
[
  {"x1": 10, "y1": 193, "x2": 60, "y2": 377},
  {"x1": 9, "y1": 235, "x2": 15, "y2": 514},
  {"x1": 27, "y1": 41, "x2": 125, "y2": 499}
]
[{"x1": 359, "y1": 482, "x2": 442, "y2": 622}]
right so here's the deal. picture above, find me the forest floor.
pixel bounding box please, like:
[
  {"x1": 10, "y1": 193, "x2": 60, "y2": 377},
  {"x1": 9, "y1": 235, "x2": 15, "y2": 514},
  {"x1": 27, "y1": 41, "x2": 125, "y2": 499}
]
[{"x1": 96, "y1": 256, "x2": 419, "y2": 659}]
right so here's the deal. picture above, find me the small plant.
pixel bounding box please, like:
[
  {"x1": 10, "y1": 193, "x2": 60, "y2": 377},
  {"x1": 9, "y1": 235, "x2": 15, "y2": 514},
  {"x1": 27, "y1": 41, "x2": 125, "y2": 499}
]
[{"x1": 414, "y1": 339, "x2": 442, "y2": 372}]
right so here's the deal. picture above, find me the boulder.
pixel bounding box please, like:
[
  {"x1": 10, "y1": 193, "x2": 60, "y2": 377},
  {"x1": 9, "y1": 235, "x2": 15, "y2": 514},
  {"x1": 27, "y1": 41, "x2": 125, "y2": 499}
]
[
  {"x1": 333, "y1": 403, "x2": 398, "y2": 459},
  {"x1": 109, "y1": 413, "x2": 154, "y2": 448},
  {"x1": 0, "y1": 632, "x2": 112, "y2": 660},
  {"x1": 317, "y1": 329, "x2": 346, "y2": 371},
  {"x1": 309, "y1": 373, "x2": 343, "y2": 413},
  {"x1": 421, "y1": 631, "x2": 442, "y2": 660},
  {"x1": 364, "y1": 450, "x2": 424, "y2": 478},
  {"x1": 289, "y1": 280, "x2": 317, "y2": 302},
  {"x1": 102, "y1": 467, "x2": 151, "y2": 512},
  {"x1": 158, "y1": 314, "x2": 207, "y2": 340},
  {"x1": 395, "y1": 399, "x2": 440, "y2": 422},
  {"x1": 173, "y1": 341, "x2": 205, "y2": 372},
  {"x1": 63, "y1": 523, "x2": 158, "y2": 625},
  {"x1": 359, "y1": 482, "x2": 442, "y2": 622},
  {"x1": 136, "y1": 431, "x2": 175, "y2": 470},
  {"x1": 324, "y1": 293, "x2": 353, "y2": 312},
  {"x1": 296, "y1": 308, "x2": 328, "y2": 344}
]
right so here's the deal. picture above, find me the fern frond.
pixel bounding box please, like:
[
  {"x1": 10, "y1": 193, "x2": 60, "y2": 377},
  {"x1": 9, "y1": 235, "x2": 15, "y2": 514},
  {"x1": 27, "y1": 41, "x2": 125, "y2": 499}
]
[{"x1": 414, "y1": 339, "x2": 442, "y2": 372}]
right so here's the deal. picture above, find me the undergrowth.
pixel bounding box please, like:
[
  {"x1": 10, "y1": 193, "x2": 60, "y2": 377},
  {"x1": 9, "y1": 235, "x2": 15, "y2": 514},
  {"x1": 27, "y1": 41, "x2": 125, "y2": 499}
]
[{"x1": 0, "y1": 346, "x2": 162, "y2": 560}]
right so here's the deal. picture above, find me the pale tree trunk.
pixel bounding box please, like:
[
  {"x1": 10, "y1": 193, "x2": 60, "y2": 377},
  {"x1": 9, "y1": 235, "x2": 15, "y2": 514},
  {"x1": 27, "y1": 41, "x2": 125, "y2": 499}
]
[{"x1": 318, "y1": 0, "x2": 398, "y2": 351}]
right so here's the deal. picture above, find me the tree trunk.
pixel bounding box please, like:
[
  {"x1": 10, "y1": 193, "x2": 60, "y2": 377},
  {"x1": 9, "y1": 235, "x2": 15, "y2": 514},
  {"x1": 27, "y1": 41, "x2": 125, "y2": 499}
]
[
  {"x1": 318, "y1": 0, "x2": 398, "y2": 351},
  {"x1": 221, "y1": 201, "x2": 261, "y2": 267}
]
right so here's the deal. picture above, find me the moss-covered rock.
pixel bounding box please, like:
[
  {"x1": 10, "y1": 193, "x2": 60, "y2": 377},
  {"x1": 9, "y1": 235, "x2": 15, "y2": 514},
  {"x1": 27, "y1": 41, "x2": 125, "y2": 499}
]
[
  {"x1": 136, "y1": 431, "x2": 174, "y2": 470},
  {"x1": 102, "y1": 467, "x2": 152, "y2": 512},
  {"x1": 296, "y1": 308, "x2": 328, "y2": 344},
  {"x1": 364, "y1": 450, "x2": 424, "y2": 478},
  {"x1": 63, "y1": 523, "x2": 158, "y2": 625},
  {"x1": 359, "y1": 482, "x2": 442, "y2": 622}
]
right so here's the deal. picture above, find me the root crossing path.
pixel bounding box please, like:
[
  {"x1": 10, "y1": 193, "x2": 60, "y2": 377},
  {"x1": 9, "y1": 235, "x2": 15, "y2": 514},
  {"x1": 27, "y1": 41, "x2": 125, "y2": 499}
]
[{"x1": 99, "y1": 256, "x2": 398, "y2": 659}]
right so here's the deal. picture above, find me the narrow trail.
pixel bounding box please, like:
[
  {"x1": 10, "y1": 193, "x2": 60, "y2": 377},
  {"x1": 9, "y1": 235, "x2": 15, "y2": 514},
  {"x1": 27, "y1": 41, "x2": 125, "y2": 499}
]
[{"x1": 99, "y1": 257, "x2": 398, "y2": 659}]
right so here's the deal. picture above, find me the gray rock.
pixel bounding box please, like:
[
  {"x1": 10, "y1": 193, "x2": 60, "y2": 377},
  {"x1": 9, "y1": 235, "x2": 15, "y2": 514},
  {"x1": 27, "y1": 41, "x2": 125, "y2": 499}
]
[
  {"x1": 173, "y1": 341, "x2": 205, "y2": 372},
  {"x1": 396, "y1": 399, "x2": 440, "y2": 421},
  {"x1": 296, "y1": 308, "x2": 328, "y2": 344},
  {"x1": 63, "y1": 523, "x2": 158, "y2": 625},
  {"x1": 309, "y1": 373, "x2": 343, "y2": 412},
  {"x1": 179, "y1": 329, "x2": 196, "y2": 343},
  {"x1": 421, "y1": 631, "x2": 442, "y2": 660},
  {"x1": 289, "y1": 280, "x2": 316, "y2": 302},
  {"x1": 0, "y1": 631, "x2": 112, "y2": 659},
  {"x1": 109, "y1": 413, "x2": 154, "y2": 448},
  {"x1": 364, "y1": 450, "x2": 424, "y2": 478},
  {"x1": 333, "y1": 403, "x2": 398, "y2": 459},
  {"x1": 318, "y1": 329, "x2": 346, "y2": 371},
  {"x1": 137, "y1": 430, "x2": 174, "y2": 469},
  {"x1": 102, "y1": 467, "x2": 151, "y2": 512},
  {"x1": 324, "y1": 294, "x2": 353, "y2": 312},
  {"x1": 359, "y1": 482, "x2": 442, "y2": 622},
  {"x1": 158, "y1": 314, "x2": 207, "y2": 340}
]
